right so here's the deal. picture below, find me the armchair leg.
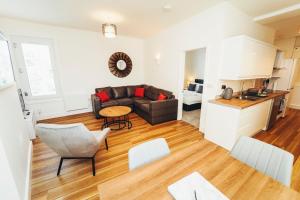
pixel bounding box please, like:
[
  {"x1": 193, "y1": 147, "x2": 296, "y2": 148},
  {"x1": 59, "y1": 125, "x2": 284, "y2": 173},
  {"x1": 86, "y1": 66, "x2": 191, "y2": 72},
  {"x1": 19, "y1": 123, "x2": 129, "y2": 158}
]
[
  {"x1": 92, "y1": 157, "x2": 96, "y2": 176},
  {"x1": 105, "y1": 138, "x2": 108, "y2": 150},
  {"x1": 57, "y1": 158, "x2": 63, "y2": 176}
]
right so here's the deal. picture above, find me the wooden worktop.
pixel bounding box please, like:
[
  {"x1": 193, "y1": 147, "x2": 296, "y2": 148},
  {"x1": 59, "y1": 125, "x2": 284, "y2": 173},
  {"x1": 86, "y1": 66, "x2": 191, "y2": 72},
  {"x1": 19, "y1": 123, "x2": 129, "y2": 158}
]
[{"x1": 209, "y1": 90, "x2": 289, "y2": 109}]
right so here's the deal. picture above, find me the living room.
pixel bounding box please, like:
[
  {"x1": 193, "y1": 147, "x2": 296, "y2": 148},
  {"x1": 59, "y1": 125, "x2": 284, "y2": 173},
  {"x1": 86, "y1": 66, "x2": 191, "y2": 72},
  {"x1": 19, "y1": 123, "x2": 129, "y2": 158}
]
[{"x1": 1, "y1": 0, "x2": 300, "y2": 199}]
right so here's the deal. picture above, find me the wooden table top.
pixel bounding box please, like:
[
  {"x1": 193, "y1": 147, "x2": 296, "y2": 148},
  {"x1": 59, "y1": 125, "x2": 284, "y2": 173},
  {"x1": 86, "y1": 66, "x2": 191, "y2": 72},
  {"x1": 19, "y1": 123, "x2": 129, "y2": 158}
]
[
  {"x1": 209, "y1": 90, "x2": 289, "y2": 109},
  {"x1": 99, "y1": 106, "x2": 131, "y2": 117},
  {"x1": 98, "y1": 140, "x2": 300, "y2": 200}
]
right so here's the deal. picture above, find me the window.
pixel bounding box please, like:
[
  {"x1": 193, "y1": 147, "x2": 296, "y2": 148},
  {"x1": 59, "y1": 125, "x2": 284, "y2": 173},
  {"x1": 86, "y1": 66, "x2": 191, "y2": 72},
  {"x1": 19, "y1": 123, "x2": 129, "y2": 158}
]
[
  {"x1": 21, "y1": 43, "x2": 56, "y2": 96},
  {"x1": 11, "y1": 36, "x2": 60, "y2": 100}
]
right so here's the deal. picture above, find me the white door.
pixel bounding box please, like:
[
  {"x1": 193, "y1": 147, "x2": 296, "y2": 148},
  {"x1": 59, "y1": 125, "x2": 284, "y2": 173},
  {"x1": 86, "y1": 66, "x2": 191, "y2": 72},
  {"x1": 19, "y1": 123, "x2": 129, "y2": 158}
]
[
  {"x1": 11, "y1": 36, "x2": 60, "y2": 103},
  {"x1": 276, "y1": 59, "x2": 296, "y2": 91}
]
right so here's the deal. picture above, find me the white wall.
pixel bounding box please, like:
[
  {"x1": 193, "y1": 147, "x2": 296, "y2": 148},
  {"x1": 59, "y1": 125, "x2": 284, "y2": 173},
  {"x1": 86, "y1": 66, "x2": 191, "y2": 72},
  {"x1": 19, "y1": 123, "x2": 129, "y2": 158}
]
[
  {"x1": 0, "y1": 17, "x2": 145, "y2": 120},
  {"x1": 0, "y1": 83, "x2": 31, "y2": 200},
  {"x1": 144, "y1": 2, "x2": 275, "y2": 132},
  {"x1": 184, "y1": 48, "x2": 206, "y2": 87}
]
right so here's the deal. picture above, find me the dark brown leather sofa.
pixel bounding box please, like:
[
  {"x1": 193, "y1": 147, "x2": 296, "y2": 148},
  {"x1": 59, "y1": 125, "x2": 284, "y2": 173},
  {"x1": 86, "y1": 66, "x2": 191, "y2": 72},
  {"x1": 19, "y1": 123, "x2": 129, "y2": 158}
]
[{"x1": 91, "y1": 85, "x2": 178, "y2": 125}]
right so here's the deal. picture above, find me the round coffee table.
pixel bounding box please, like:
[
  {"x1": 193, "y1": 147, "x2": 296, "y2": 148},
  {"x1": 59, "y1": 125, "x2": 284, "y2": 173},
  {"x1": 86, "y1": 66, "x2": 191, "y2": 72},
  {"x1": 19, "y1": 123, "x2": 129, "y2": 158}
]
[{"x1": 99, "y1": 106, "x2": 132, "y2": 130}]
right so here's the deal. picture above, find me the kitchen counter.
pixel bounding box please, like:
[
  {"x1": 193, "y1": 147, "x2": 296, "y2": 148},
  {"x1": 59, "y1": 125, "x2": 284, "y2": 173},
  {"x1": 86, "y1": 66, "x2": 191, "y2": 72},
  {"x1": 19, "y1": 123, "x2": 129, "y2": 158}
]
[{"x1": 209, "y1": 90, "x2": 289, "y2": 109}]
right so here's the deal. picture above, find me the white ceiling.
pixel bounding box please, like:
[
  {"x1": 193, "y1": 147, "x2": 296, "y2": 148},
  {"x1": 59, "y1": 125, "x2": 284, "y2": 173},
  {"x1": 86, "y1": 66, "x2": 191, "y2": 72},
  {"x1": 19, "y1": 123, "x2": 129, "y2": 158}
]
[
  {"x1": 0, "y1": 0, "x2": 223, "y2": 38},
  {"x1": 229, "y1": 0, "x2": 300, "y2": 17},
  {"x1": 265, "y1": 15, "x2": 300, "y2": 39},
  {"x1": 251, "y1": 2, "x2": 300, "y2": 39},
  {"x1": 0, "y1": 0, "x2": 299, "y2": 38}
]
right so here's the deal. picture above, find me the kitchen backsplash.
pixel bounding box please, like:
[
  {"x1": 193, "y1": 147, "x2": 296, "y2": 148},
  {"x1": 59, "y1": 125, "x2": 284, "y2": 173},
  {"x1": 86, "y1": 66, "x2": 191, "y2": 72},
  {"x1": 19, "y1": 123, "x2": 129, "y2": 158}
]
[{"x1": 218, "y1": 79, "x2": 255, "y2": 95}]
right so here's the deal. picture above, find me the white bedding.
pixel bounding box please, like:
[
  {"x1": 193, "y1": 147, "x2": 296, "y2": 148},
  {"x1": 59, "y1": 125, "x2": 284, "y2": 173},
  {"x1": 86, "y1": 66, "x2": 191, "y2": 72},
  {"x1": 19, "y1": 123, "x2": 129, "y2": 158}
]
[{"x1": 183, "y1": 90, "x2": 202, "y2": 105}]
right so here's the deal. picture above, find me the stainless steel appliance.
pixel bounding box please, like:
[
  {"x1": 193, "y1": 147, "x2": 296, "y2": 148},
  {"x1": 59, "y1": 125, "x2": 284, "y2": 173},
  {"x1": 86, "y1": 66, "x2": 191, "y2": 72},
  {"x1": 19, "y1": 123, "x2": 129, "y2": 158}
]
[
  {"x1": 267, "y1": 95, "x2": 286, "y2": 130},
  {"x1": 221, "y1": 87, "x2": 233, "y2": 100}
]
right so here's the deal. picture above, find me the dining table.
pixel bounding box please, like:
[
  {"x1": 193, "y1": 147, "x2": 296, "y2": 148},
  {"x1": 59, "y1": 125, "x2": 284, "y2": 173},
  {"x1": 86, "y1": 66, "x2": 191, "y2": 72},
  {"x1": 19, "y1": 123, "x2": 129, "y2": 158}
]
[{"x1": 98, "y1": 139, "x2": 300, "y2": 200}]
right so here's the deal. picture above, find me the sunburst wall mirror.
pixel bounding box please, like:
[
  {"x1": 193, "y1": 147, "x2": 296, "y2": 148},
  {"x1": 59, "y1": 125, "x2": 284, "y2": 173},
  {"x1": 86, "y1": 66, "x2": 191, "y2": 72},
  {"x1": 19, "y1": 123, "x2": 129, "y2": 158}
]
[{"x1": 108, "y1": 52, "x2": 132, "y2": 78}]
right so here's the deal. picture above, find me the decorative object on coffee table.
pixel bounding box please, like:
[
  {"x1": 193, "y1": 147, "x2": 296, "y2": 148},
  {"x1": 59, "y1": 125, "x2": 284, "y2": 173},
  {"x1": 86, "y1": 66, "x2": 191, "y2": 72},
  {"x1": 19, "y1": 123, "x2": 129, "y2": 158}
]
[
  {"x1": 100, "y1": 106, "x2": 132, "y2": 130},
  {"x1": 108, "y1": 52, "x2": 132, "y2": 78}
]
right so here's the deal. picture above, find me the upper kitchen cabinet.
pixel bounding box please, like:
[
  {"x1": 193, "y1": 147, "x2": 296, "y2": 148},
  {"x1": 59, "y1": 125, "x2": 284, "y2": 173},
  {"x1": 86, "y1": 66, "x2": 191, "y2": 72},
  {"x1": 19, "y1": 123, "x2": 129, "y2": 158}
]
[{"x1": 219, "y1": 35, "x2": 276, "y2": 80}]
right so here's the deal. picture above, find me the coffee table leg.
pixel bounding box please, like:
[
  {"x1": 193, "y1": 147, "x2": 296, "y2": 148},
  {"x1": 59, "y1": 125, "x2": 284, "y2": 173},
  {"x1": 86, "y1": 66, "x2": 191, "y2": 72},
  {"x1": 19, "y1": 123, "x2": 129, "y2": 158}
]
[
  {"x1": 126, "y1": 114, "x2": 132, "y2": 129},
  {"x1": 102, "y1": 117, "x2": 108, "y2": 130}
]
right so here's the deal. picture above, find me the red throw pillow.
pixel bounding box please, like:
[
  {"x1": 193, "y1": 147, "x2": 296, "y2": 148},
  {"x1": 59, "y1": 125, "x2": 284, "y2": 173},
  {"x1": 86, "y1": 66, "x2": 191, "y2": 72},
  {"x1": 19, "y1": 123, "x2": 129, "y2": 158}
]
[
  {"x1": 157, "y1": 93, "x2": 167, "y2": 100},
  {"x1": 96, "y1": 91, "x2": 110, "y2": 102},
  {"x1": 135, "y1": 88, "x2": 145, "y2": 97}
]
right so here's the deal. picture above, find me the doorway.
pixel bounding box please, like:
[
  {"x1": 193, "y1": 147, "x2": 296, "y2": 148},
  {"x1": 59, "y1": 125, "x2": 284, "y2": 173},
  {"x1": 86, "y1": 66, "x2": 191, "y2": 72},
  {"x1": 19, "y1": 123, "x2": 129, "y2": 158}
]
[
  {"x1": 10, "y1": 36, "x2": 61, "y2": 103},
  {"x1": 181, "y1": 47, "x2": 206, "y2": 128}
]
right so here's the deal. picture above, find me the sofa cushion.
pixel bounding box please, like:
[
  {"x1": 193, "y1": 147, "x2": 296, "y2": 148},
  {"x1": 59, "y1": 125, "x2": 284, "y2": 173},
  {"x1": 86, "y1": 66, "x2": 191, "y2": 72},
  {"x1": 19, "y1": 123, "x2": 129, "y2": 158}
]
[
  {"x1": 95, "y1": 87, "x2": 113, "y2": 98},
  {"x1": 101, "y1": 100, "x2": 119, "y2": 108},
  {"x1": 158, "y1": 89, "x2": 173, "y2": 99},
  {"x1": 96, "y1": 91, "x2": 110, "y2": 102},
  {"x1": 116, "y1": 98, "x2": 133, "y2": 106},
  {"x1": 145, "y1": 86, "x2": 158, "y2": 100},
  {"x1": 112, "y1": 86, "x2": 126, "y2": 99},
  {"x1": 137, "y1": 103, "x2": 150, "y2": 113},
  {"x1": 157, "y1": 93, "x2": 167, "y2": 101},
  {"x1": 133, "y1": 98, "x2": 151, "y2": 105},
  {"x1": 135, "y1": 88, "x2": 145, "y2": 97},
  {"x1": 134, "y1": 99, "x2": 150, "y2": 112},
  {"x1": 145, "y1": 86, "x2": 173, "y2": 100},
  {"x1": 126, "y1": 85, "x2": 139, "y2": 97}
]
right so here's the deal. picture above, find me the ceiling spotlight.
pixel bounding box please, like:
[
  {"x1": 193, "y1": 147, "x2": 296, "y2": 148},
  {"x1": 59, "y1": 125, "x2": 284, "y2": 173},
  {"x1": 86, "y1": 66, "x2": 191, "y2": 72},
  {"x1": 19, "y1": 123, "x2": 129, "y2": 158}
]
[
  {"x1": 162, "y1": 4, "x2": 172, "y2": 12},
  {"x1": 102, "y1": 24, "x2": 117, "y2": 38}
]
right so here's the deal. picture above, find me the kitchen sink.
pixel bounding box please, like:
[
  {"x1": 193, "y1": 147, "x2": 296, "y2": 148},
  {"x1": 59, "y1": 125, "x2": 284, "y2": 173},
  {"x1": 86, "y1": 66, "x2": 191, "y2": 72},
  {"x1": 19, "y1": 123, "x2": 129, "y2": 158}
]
[{"x1": 236, "y1": 95, "x2": 262, "y2": 101}]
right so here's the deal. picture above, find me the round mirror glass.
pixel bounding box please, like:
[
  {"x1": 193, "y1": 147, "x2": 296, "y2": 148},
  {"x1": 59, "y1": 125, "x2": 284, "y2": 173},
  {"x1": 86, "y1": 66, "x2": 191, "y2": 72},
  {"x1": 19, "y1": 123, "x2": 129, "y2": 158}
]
[{"x1": 116, "y1": 60, "x2": 127, "y2": 70}]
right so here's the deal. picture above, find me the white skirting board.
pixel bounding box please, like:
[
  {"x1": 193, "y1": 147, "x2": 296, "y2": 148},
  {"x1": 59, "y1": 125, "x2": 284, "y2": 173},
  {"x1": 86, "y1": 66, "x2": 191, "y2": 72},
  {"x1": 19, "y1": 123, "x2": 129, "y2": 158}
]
[
  {"x1": 288, "y1": 104, "x2": 300, "y2": 110},
  {"x1": 25, "y1": 141, "x2": 33, "y2": 200}
]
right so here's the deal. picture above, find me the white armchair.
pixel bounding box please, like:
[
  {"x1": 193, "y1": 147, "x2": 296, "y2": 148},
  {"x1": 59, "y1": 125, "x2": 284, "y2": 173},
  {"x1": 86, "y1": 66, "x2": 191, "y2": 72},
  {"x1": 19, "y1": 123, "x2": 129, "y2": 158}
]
[{"x1": 35, "y1": 123, "x2": 110, "y2": 176}]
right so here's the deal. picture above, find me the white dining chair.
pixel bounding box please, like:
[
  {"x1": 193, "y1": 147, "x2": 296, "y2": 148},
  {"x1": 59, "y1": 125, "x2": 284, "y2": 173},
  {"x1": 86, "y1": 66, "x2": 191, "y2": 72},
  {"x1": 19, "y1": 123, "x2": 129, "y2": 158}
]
[
  {"x1": 230, "y1": 136, "x2": 294, "y2": 186},
  {"x1": 128, "y1": 138, "x2": 170, "y2": 170},
  {"x1": 36, "y1": 123, "x2": 110, "y2": 176}
]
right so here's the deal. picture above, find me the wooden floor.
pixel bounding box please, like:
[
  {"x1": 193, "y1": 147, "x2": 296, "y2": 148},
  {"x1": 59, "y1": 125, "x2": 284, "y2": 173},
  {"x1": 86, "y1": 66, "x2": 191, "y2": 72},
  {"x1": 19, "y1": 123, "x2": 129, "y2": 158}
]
[
  {"x1": 32, "y1": 109, "x2": 300, "y2": 199},
  {"x1": 32, "y1": 113, "x2": 203, "y2": 199}
]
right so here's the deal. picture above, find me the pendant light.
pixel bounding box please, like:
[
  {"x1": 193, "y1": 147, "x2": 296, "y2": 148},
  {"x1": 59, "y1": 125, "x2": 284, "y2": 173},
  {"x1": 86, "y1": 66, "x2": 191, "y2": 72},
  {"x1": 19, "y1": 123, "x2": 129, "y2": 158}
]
[{"x1": 102, "y1": 24, "x2": 117, "y2": 38}]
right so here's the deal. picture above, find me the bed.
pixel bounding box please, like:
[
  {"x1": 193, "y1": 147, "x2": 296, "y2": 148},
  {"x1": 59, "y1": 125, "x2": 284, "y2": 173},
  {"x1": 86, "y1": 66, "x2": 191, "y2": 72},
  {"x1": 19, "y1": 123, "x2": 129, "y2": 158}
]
[{"x1": 183, "y1": 82, "x2": 203, "y2": 111}]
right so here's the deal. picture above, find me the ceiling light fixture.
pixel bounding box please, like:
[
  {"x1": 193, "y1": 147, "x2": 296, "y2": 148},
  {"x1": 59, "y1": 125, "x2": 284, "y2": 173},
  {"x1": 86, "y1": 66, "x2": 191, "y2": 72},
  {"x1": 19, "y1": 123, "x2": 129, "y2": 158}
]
[
  {"x1": 162, "y1": 4, "x2": 172, "y2": 12},
  {"x1": 102, "y1": 24, "x2": 117, "y2": 38}
]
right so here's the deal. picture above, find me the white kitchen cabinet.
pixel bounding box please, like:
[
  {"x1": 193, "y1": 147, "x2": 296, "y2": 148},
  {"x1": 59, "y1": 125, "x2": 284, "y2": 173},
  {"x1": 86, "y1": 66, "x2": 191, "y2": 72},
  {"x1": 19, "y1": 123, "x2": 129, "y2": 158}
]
[
  {"x1": 220, "y1": 35, "x2": 276, "y2": 80},
  {"x1": 204, "y1": 99, "x2": 272, "y2": 150}
]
